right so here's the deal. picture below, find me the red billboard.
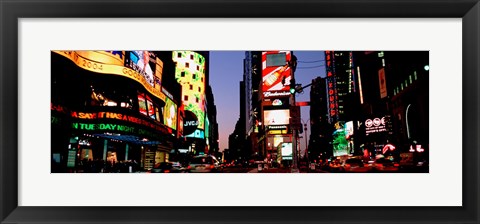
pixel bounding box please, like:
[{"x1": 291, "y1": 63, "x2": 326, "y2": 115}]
[{"x1": 262, "y1": 51, "x2": 292, "y2": 98}]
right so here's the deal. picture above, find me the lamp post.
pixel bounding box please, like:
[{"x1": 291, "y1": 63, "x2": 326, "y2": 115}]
[{"x1": 302, "y1": 119, "x2": 310, "y2": 162}]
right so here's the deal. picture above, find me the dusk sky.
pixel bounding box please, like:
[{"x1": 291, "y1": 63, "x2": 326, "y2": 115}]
[{"x1": 209, "y1": 51, "x2": 326, "y2": 153}]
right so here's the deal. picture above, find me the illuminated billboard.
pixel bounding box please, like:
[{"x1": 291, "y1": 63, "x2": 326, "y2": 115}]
[
  {"x1": 365, "y1": 116, "x2": 390, "y2": 136},
  {"x1": 138, "y1": 93, "x2": 148, "y2": 116},
  {"x1": 172, "y1": 51, "x2": 206, "y2": 133},
  {"x1": 264, "y1": 109, "x2": 290, "y2": 126},
  {"x1": 280, "y1": 142, "x2": 293, "y2": 160},
  {"x1": 53, "y1": 51, "x2": 166, "y2": 102},
  {"x1": 126, "y1": 51, "x2": 163, "y2": 90},
  {"x1": 332, "y1": 121, "x2": 348, "y2": 156},
  {"x1": 262, "y1": 51, "x2": 292, "y2": 98},
  {"x1": 163, "y1": 97, "x2": 177, "y2": 130}
]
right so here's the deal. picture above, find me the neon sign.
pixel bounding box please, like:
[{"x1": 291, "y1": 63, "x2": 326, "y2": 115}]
[
  {"x1": 325, "y1": 51, "x2": 339, "y2": 123},
  {"x1": 382, "y1": 144, "x2": 396, "y2": 154},
  {"x1": 70, "y1": 111, "x2": 171, "y2": 135}
]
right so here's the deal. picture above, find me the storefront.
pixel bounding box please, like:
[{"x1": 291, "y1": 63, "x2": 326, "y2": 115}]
[{"x1": 51, "y1": 51, "x2": 180, "y2": 172}]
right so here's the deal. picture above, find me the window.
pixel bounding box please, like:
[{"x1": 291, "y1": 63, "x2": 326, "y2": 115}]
[
  {"x1": 196, "y1": 97, "x2": 199, "y2": 103},
  {"x1": 196, "y1": 65, "x2": 199, "y2": 71},
  {"x1": 184, "y1": 95, "x2": 188, "y2": 101},
  {"x1": 181, "y1": 71, "x2": 185, "y2": 77},
  {"x1": 190, "y1": 85, "x2": 193, "y2": 90},
  {"x1": 186, "y1": 62, "x2": 189, "y2": 68},
  {"x1": 198, "y1": 87, "x2": 201, "y2": 92},
  {"x1": 190, "y1": 54, "x2": 194, "y2": 60},
  {"x1": 201, "y1": 77, "x2": 203, "y2": 82},
  {"x1": 177, "y1": 52, "x2": 181, "y2": 58},
  {"x1": 193, "y1": 74, "x2": 196, "y2": 79}
]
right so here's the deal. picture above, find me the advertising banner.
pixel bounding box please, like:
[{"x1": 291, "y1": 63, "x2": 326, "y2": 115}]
[
  {"x1": 163, "y1": 97, "x2": 178, "y2": 130},
  {"x1": 262, "y1": 51, "x2": 292, "y2": 98},
  {"x1": 280, "y1": 142, "x2": 293, "y2": 160},
  {"x1": 379, "y1": 68, "x2": 387, "y2": 98},
  {"x1": 264, "y1": 109, "x2": 290, "y2": 126}
]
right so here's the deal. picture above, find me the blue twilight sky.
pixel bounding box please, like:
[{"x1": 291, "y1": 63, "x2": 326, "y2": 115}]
[{"x1": 209, "y1": 51, "x2": 326, "y2": 153}]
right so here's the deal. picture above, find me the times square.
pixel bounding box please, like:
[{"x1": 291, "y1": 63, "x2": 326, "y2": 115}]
[{"x1": 51, "y1": 50, "x2": 429, "y2": 173}]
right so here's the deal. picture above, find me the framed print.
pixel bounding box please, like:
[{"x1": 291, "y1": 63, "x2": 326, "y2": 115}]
[{"x1": 1, "y1": 0, "x2": 479, "y2": 223}]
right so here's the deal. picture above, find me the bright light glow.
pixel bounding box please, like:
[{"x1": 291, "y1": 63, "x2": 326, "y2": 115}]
[
  {"x1": 409, "y1": 145, "x2": 415, "y2": 152},
  {"x1": 357, "y1": 66, "x2": 363, "y2": 104},
  {"x1": 424, "y1": 65, "x2": 430, "y2": 71},
  {"x1": 382, "y1": 144, "x2": 396, "y2": 154}
]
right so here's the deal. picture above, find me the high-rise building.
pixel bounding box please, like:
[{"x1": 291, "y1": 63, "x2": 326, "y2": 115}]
[
  {"x1": 353, "y1": 51, "x2": 428, "y2": 157},
  {"x1": 324, "y1": 51, "x2": 360, "y2": 156},
  {"x1": 324, "y1": 51, "x2": 357, "y2": 124},
  {"x1": 309, "y1": 77, "x2": 332, "y2": 159},
  {"x1": 242, "y1": 51, "x2": 263, "y2": 161},
  {"x1": 172, "y1": 51, "x2": 210, "y2": 155}
]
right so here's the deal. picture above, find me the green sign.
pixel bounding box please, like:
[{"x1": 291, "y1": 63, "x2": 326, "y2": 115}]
[{"x1": 67, "y1": 150, "x2": 77, "y2": 168}]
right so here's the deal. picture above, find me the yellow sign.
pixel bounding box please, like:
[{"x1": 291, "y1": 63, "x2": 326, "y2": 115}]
[{"x1": 53, "y1": 51, "x2": 166, "y2": 101}]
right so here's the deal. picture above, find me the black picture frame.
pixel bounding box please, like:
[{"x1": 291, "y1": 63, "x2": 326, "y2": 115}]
[{"x1": 1, "y1": 0, "x2": 479, "y2": 223}]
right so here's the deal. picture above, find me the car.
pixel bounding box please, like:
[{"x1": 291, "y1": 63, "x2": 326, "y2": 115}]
[
  {"x1": 372, "y1": 158, "x2": 399, "y2": 172},
  {"x1": 151, "y1": 161, "x2": 187, "y2": 173},
  {"x1": 188, "y1": 155, "x2": 223, "y2": 173},
  {"x1": 342, "y1": 158, "x2": 372, "y2": 173},
  {"x1": 328, "y1": 159, "x2": 343, "y2": 172}
]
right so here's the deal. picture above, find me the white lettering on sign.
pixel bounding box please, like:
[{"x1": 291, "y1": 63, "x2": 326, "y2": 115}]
[
  {"x1": 264, "y1": 91, "x2": 290, "y2": 97},
  {"x1": 365, "y1": 116, "x2": 387, "y2": 135},
  {"x1": 185, "y1": 121, "x2": 199, "y2": 126}
]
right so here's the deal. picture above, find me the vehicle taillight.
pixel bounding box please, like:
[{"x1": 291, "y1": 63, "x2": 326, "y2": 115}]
[
  {"x1": 210, "y1": 165, "x2": 215, "y2": 169},
  {"x1": 164, "y1": 170, "x2": 170, "y2": 173},
  {"x1": 187, "y1": 165, "x2": 191, "y2": 169},
  {"x1": 394, "y1": 164, "x2": 399, "y2": 167}
]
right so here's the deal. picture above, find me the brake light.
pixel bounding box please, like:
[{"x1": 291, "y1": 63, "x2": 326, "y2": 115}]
[
  {"x1": 210, "y1": 165, "x2": 215, "y2": 169},
  {"x1": 377, "y1": 164, "x2": 383, "y2": 167},
  {"x1": 394, "y1": 164, "x2": 399, "y2": 167},
  {"x1": 187, "y1": 165, "x2": 191, "y2": 169},
  {"x1": 164, "y1": 170, "x2": 170, "y2": 173}
]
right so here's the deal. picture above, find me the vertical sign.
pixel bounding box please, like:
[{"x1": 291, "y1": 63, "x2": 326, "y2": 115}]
[
  {"x1": 325, "y1": 51, "x2": 339, "y2": 123},
  {"x1": 379, "y1": 68, "x2": 387, "y2": 98}
]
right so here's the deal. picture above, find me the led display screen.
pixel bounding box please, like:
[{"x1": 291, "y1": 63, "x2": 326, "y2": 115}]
[
  {"x1": 163, "y1": 97, "x2": 178, "y2": 130},
  {"x1": 138, "y1": 93, "x2": 147, "y2": 116},
  {"x1": 280, "y1": 142, "x2": 293, "y2": 160},
  {"x1": 172, "y1": 51, "x2": 206, "y2": 133},
  {"x1": 53, "y1": 51, "x2": 166, "y2": 102},
  {"x1": 127, "y1": 51, "x2": 163, "y2": 89},
  {"x1": 146, "y1": 95, "x2": 155, "y2": 119},
  {"x1": 264, "y1": 109, "x2": 290, "y2": 126}
]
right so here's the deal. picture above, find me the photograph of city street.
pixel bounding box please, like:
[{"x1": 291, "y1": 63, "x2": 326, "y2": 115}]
[{"x1": 51, "y1": 50, "x2": 429, "y2": 173}]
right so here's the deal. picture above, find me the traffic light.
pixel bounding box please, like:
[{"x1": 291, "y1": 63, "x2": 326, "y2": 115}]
[{"x1": 290, "y1": 78, "x2": 296, "y2": 94}]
